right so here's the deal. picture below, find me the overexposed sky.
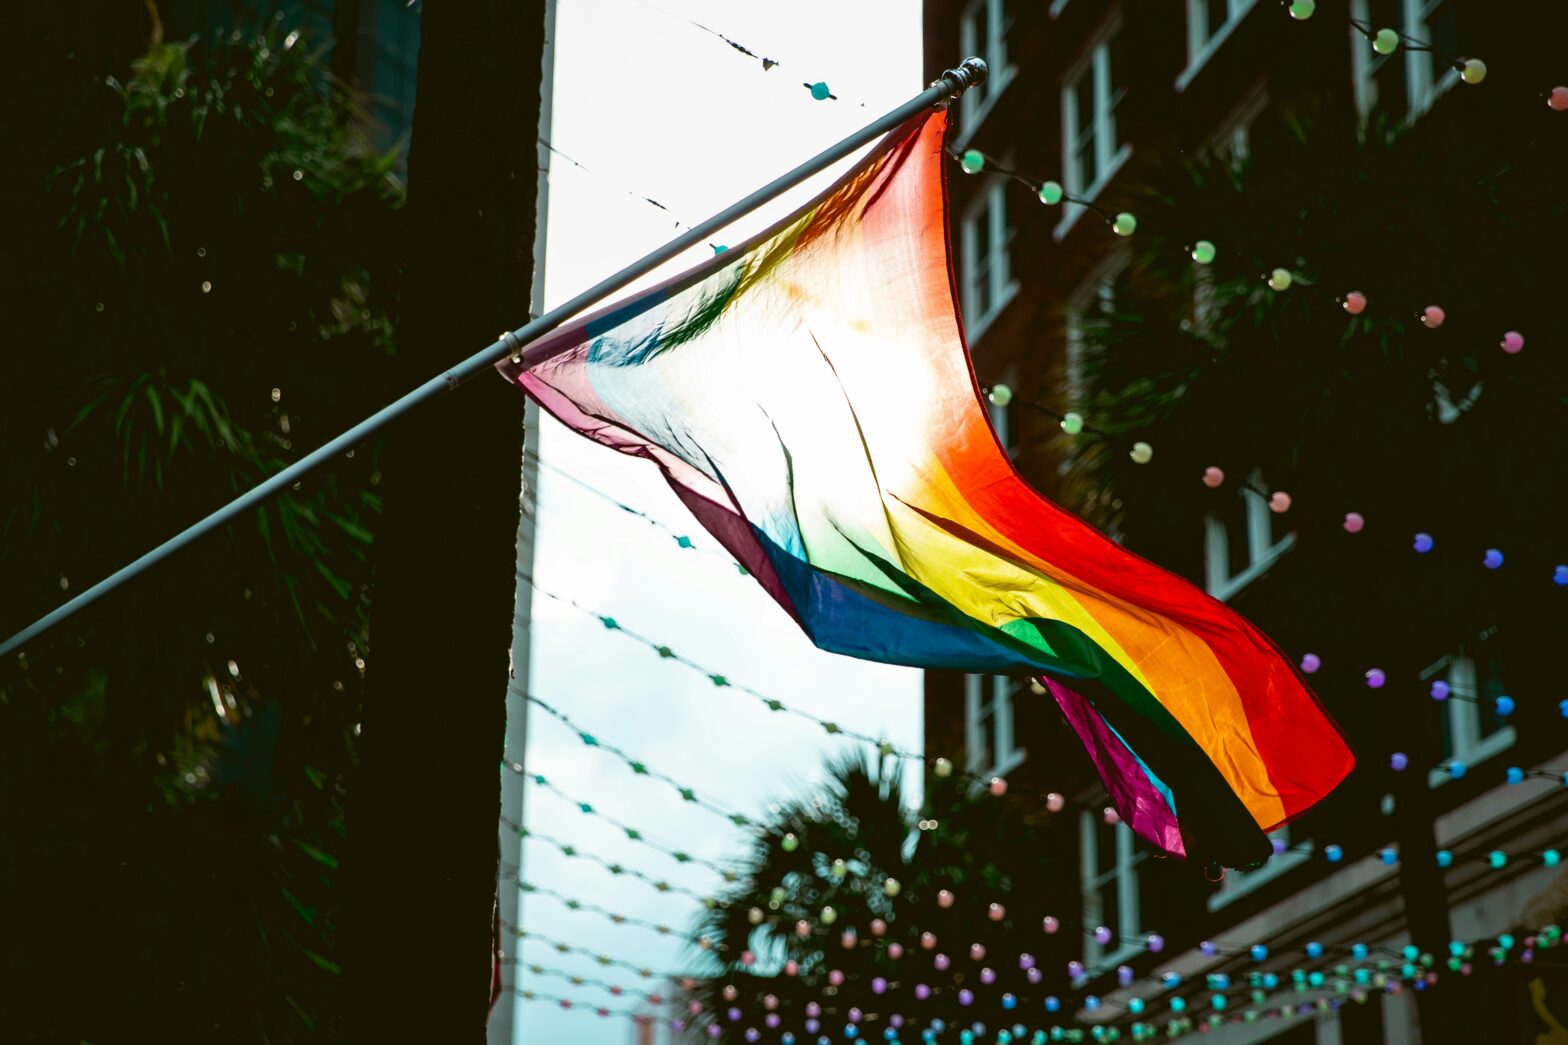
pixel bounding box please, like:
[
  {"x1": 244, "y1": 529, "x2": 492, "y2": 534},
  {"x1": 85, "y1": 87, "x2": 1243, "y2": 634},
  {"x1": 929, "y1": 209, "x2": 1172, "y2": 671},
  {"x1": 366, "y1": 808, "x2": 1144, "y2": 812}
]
[{"x1": 514, "y1": 1, "x2": 924, "y2": 1041}]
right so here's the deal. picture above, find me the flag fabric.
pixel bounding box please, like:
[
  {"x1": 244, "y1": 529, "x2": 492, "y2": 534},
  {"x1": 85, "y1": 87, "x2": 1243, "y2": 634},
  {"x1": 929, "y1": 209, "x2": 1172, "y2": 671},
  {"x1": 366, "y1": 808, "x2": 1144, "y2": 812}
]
[{"x1": 499, "y1": 109, "x2": 1352, "y2": 866}]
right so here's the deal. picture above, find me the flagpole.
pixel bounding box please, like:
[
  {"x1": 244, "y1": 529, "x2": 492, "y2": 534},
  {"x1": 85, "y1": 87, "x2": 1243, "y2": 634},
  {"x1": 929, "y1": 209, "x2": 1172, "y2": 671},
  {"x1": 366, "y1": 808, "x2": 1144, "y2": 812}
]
[{"x1": 0, "y1": 58, "x2": 987, "y2": 658}]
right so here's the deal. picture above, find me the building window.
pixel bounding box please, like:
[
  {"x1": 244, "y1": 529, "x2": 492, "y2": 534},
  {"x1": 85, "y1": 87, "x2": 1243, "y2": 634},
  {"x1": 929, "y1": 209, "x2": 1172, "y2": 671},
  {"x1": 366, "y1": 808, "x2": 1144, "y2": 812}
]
[
  {"x1": 1351, "y1": 0, "x2": 1461, "y2": 120},
  {"x1": 1181, "y1": 0, "x2": 1257, "y2": 88},
  {"x1": 960, "y1": 180, "x2": 1018, "y2": 341},
  {"x1": 1064, "y1": 256, "x2": 1125, "y2": 406},
  {"x1": 1207, "y1": 826, "x2": 1310, "y2": 910},
  {"x1": 1204, "y1": 470, "x2": 1294, "y2": 601},
  {"x1": 966, "y1": 675, "x2": 1025, "y2": 777},
  {"x1": 1082, "y1": 811, "x2": 1147, "y2": 968},
  {"x1": 1404, "y1": 0, "x2": 1460, "y2": 117},
  {"x1": 1424, "y1": 628, "x2": 1515, "y2": 787},
  {"x1": 959, "y1": 0, "x2": 1015, "y2": 134},
  {"x1": 988, "y1": 364, "x2": 1018, "y2": 455},
  {"x1": 1059, "y1": 19, "x2": 1129, "y2": 236}
]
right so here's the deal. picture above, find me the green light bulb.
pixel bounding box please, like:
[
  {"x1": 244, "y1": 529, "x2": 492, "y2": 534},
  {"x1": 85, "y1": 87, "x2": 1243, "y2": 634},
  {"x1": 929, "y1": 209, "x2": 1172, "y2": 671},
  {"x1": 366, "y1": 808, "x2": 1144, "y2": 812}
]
[
  {"x1": 1191, "y1": 240, "x2": 1217, "y2": 264},
  {"x1": 1039, "y1": 180, "x2": 1064, "y2": 205},
  {"x1": 989, "y1": 383, "x2": 1014, "y2": 406},
  {"x1": 1462, "y1": 58, "x2": 1487, "y2": 84},
  {"x1": 781, "y1": 832, "x2": 799, "y2": 852},
  {"x1": 960, "y1": 149, "x2": 986, "y2": 174},
  {"x1": 1373, "y1": 28, "x2": 1399, "y2": 55},
  {"x1": 1061, "y1": 412, "x2": 1085, "y2": 435},
  {"x1": 1113, "y1": 212, "x2": 1137, "y2": 236},
  {"x1": 934, "y1": 757, "x2": 953, "y2": 777},
  {"x1": 820, "y1": 904, "x2": 838, "y2": 924},
  {"x1": 1268, "y1": 268, "x2": 1293, "y2": 291},
  {"x1": 1289, "y1": 0, "x2": 1315, "y2": 19},
  {"x1": 1130, "y1": 441, "x2": 1154, "y2": 464}
]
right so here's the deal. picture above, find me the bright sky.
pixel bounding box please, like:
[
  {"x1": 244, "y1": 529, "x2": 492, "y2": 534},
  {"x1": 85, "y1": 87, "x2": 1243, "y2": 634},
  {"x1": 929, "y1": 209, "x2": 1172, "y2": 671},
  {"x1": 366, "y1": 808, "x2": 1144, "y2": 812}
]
[{"x1": 512, "y1": 1, "x2": 924, "y2": 1041}]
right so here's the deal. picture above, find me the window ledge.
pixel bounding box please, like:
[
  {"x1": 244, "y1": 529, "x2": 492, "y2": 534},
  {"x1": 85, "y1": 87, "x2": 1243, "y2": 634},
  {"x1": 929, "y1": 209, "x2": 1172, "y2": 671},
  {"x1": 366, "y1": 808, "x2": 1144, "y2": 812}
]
[
  {"x1": 1176, "y1": 0, "x2": 1257, "y2": 93},
  {"x1": 1085, "y1": 941, "x2": 1145, "y2": 981},
  {"x1": 954, "y1": 65, "x2": 1017, "y2": 150},
  {"x1": 1053, "y1": 143, "x2": 1133, "y2": 242},
  {"x1": 1207, "y1": 846, "x2": 1311, "y2": 911},
  {"x1": 1208, "y1": 532, "x2": 1295, "y2": 603},
  {"x1": 966, "y1": 278, "x2": 1020, "y2": 346},
  {"x1": 1428, "y1": 726, "x2": 1517, "y2": 789}
]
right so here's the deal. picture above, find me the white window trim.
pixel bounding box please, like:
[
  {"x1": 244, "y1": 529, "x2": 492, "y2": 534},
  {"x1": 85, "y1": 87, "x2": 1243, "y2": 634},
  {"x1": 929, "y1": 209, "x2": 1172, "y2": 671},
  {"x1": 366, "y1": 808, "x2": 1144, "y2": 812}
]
[
  {"x1": 1203, "y1": 470, "x2": 1295, "y2": 601},
  {"x1": 1177, "y1": 0, "x2": 1258, "y2": 92},
  {"x1": 1063, "y1": 250, "x2": 1129, "y2": 406},
  {"x1": 1405, "y1": 0, "x2": 1459, "y2": 119},
  {"x1": 960, "y1": 178, "x2": 1019, "y2": 344},
  {"x1": 1082, "y1": 810, "x2": 1147, "y2": 971},
  {"x1": 965, "y1": 674, "x2": 1027, "y2": 778},
  {"x1": 956, "y1": 0, "x2": 1017, "y2": 146},
  {"x1": 1349, "y1": 0, "x2": 1387, "y2": 118},
  {"x1": 1207, "y1": 828, "x2": 1311, "y2": 910},
  {"x1": 1049, "y1": 0, "x2": 1072, "y2": 17},
  {"x1": 1422, "y1": 645, "x2": 1517, "y2": 789},
  {"x1": 1056, "y1": 16, "x2": 1131, "y2": 241}
]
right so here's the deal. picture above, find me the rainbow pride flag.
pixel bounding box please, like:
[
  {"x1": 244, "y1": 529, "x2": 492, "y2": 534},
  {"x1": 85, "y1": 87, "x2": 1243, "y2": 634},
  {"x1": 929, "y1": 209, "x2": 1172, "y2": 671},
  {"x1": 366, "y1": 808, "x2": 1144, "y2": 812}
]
[{"x1": 500, "y1": 109, "x2": 1352, "y2": 866}]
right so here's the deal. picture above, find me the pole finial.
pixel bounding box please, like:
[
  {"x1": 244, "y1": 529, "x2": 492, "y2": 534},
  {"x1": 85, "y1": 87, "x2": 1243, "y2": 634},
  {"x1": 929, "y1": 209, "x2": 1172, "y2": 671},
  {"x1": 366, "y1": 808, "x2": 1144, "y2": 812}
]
[{"x1": 931, "y1": 57, "x2": 989, "y2": 108}]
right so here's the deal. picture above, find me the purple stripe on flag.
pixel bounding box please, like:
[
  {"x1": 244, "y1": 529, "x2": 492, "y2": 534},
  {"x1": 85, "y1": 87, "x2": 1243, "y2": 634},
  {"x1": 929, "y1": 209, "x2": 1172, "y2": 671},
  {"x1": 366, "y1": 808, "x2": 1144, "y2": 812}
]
[{"x1": 1043, "y1": 677, "x2": 1187, "y2": 858}]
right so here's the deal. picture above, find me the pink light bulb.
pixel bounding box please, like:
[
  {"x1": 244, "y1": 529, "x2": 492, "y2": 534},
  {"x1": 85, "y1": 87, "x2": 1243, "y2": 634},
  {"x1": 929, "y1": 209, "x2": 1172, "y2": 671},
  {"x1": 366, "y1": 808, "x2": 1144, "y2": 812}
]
[
  {"x1": 1502, "y1": 331, "x2": 1525, "y2": 354},
  {"x1": 871, "y1": 919, "x2": 887, "y2": 937},
  {"x1": 1046, "y1": 792, "x2": 1065, "y2": 812},
  {"x1": 1343, "y1": 291, "x2": 1367, "y2": 315},
  {"x1": 887, "y1": 942, "x2": 904, "y2": 959},
  {"x1": 1344, "y1": 512, "x2": 1365, "y2": 533},
  {"x1": 784, "y1": 960, "x2": 799, "y2": 976},
  {"x1": 970, "y1": 943, "x2": 987, "y2": 961},
  {"x1": 1043, "y1": 916, "x2": 1060, "y2": 934},
  {"x1": 1269, "y1": 491, "x2": 1292, "y2": 514},
  {"x1": 1421, "y1": 305, "x2": 1446, "y2": 328},
  {"x1": 988, "y1": 776, "x2": 1008, "y2": 796},
  {"x1": 1202, "y1": 466, "x2": 1225, "y2": 488},
  {"x1": 1550, "y1": 86, "x2": 1568, "y2": 111},
  {"x1": 828, "y1": 969, "x2": 845, "y2": 986},
  {"x1": 937, "y1": 889, "x2": 955, "y2": 909},
  {"x1": 988, "y1": 903, "x2": 1006, "y2": 921}
]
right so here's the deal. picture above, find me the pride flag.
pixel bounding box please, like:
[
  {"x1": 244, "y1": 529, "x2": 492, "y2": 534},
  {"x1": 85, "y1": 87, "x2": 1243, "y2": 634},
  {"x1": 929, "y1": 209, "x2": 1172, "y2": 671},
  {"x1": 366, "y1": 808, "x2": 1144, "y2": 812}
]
[{"x1": 501, "y1": 109, "x2": 1352, "y2": 866}]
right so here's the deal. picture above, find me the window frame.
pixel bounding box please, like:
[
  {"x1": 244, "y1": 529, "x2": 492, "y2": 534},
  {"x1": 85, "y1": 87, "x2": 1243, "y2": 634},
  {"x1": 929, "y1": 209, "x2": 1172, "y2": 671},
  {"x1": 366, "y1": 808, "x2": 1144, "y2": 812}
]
[
  {"x1": 957, "y1": 0, "x2": 1017, "y2": 144},
  {"x1": 965, "y1": 674, "x2": 1027, "y2": 779},
  {"x1": 1404, "y1": 0, "x2": 1460, "y2": 118},
  {"x1": 1422, "y1": 634, "x2": 1516, "y2": 789},
  {"x1": 1056, "y1": 14, "x2": 1132, "y2": 240},
  {"x1": 1063, "y1": 249, "x2": 1130, "y2": 406},
  {"x1": 1081, "y1": 810, "x2": 1147, "y2": 970},
  {"x1": 1178, "y1": 0, "x2": 1258, "y2": 91},
  {"x1": 960, "y1": 176, "x2": 1019, "y2": 343},
  {"x1": 1203, "y1": 469, "x2": 1296, "y2": 601}
]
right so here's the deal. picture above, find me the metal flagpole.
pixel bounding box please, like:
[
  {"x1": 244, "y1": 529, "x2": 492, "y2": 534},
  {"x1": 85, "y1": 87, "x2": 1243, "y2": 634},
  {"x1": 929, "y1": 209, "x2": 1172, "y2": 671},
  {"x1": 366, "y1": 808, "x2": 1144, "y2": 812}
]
[{"x1": 0, "y1": 57, "x2": 987, "y2": 659}]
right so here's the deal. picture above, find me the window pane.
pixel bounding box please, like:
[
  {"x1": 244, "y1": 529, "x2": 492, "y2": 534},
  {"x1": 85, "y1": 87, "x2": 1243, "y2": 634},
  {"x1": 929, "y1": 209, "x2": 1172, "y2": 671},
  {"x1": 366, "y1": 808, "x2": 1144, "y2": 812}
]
[
  {"x1": 1475, "y1": 644, "x2": 1508, "y2": 741},
  {"x1": 1106, "y1": 33, "x2": 1126, "y2": 150},
  {"x1": 973, "y1": 2, "x2": 991, "y2": 105},
  {"x1": 1205, "y1": 0, "x2": 1228, "y2": 42},
  {"x1": 1074, "y1": 131, "x2": 1098, "y2": 190},
  {"x1": 1099, "y1": 879, "x2": 1121, "y2": 939},
  {"x1": 1428, "y1": 5, "x2": 1459, "y2": 77},
  {"x1": 1224, "y1": 498, "x2": 1251, "y2": 576}
]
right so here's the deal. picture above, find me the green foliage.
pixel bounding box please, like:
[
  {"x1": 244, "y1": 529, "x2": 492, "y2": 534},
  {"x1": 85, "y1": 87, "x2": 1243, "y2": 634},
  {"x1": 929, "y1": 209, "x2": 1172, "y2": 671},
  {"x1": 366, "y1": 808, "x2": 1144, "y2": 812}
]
[
  {"x1": 0, "y1": 20, "x2": 403, "y2": 1040},
  {"x1": 686, "y1": 755, "x2": 1079, "y2": 1040}
]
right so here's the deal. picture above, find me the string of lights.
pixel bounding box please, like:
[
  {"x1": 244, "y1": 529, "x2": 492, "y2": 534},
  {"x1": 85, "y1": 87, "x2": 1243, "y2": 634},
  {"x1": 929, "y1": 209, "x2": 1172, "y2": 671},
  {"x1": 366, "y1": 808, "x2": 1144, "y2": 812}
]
[
  {"x1": 504, "y1": 921, "x2": 691, "y2": 981},
  {"x1": 510, "y1": 762, "x2": 744, "y2": 881},
  {"x1": 503, "y1": 814, "x2": 719, "y2": 904},
  {"x1": 502, "y1": 871, "x2": 729, "y2": 949},
  {"x1": 504, "y1": 958, "x2": 669, "y2": 1004},
  {"x1": 525, "y1": 692, "x2": 756, "y2": 826}
]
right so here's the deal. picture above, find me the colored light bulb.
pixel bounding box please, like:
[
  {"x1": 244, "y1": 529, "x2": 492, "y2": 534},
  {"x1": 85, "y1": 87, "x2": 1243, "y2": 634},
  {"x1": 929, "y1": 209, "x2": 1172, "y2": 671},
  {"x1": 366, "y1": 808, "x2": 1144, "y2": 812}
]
[
  {"x1": 1490, "y1": 850, "x2": 1507, "y2": 869},
  {"x1": 1148, "y1": 934, "x2": 1166, "y2": 953},
  {"x1": 1431, "y1": 680, "x2": 1450, "y2": 701},
  {"x1": 1095, "y1": 925, "x2": 1114, "y2": 945},
  {"x1": 1042, "y1": 916, "x2": 1060, "y2": 934},
  {"x1": 1414, "y1": 532, "x2": 1435, "y2": 553},
  {"x1": 1251, "y1": 944, "x2": 1269, "y2": 961},
  {"x1": 934, "y1": 953, "x2": 950, "y2": 971},
  {"x1": 1268, "y1": 268, "x2": 1293, "y2": 291},
  {"x1": 1496, "y1": 696, "x2": 1515, "y2": 716},
  {"x1": 934, "y1": 757, "x2": 953, "y2": 778},
  {"x1": 1501, "y1": 331, "x2": 1525, "y2": 353},
  {"x1": 960, "y1": 149, "x2": 985, "y2": 174},
  {"x1": 1381, "y1": 848, "x2": 1398, "y2": 865},
  {"x1": 1130, "y1": 441, "x2": 1154, "y2": 464},
  {"x1": 1421, "y1": 305, "x2": 1446, "y2": 329},
  {"x1": 1300, "y1": 652, "x2": 1321, "y2": 673},
  {"x1": 1552, "y1": 87, "x2": 1568, "y2": 111},
  {"x1": 782, "y1": 832, "x2": 799, "y2": 852},
  {"x1": 1391, "y1": 751, "x2": 1409, "y2": 771},
  {"x1": 989, "y1": 902, "x2": 1006, "y2": 921},
  {"x1": 1113, "y1": 212, "x2": 1138, "y2": 237},
  {"x1": 938, "y1": 889, "x2": 955, "y2": 908},
  {"x1": 1547, "y1": 850, "x2": 1561, "y2": 867},
  {"x1": 1461, "y1": 58, "x2": 1487, "y2": 85},
  {"x1": 1202, "y1": 465, "x2": 1225, "y2": 487},
  {"x1": 1307, "y1": 942, "x2": 1324, "y2": 958},
  {"x1": 1484, "y1": 548, "x2": 1504, "y2": 569},
  {"x1": 1039, "y1": 180, "x2": 1064, "y2": 205},
  {"x1": 810, "y1": 82, "x2": 833, "y2": 101},
  {"x1": 1192, "y1": 240, "x2": 1217, "y2": 264},
  {"x1": 1270, "y1": 491, "x2": 1292, "y2": 513},
  {"x1": 1325, "y1": 844, "x2": 1344, "y2": 862},
  {"x1": 1344, "y1": 512, "x2": 1365, "y2": 533},
  {"x1": 1289, "y1": 0, "x2": 1315, "y2": 20},
  {"x1": 821, "y1": 905, "x2": 837, "y2": 925},
  {"x1": 1060, "y1": 412, "x2": 1085, "y2": 435},
  {"x1": 988, "y1": 776, "x2": 1008, "y2": 796},
  {"x1": 885, "y1": 877, "x2": 902, "y2": 897},
  {"x1": 1507, "y1": 766, "x2": 1525, "y2": 785},
  {"x1": 1365, "y1": 668, "x2": 1385, "y2": 689},
  {"x1": 1556, "y1": 566, "x2": 1568, "y2": 586},
  {"x1": 1449, "y1": 761, "x2": 1467, "y2": 780},
  {"x1": 988, "y1": 383, "x2": 1013, "y2": 407},
  {"x1": 1344, "y1": 291, "x2": 1368, "y2": 315},
  {"x1": 1046, "y1": 792, "x2": 1065, "y2": 812},
  {"x1": 1373, "y1": 28, "x2": 1399, "y2": 55}
]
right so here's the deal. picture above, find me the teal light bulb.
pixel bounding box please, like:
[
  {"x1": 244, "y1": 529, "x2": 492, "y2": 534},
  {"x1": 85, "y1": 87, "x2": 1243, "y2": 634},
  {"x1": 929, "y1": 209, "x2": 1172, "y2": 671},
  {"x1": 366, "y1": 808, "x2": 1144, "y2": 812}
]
[
  {"x1": 960, "y1": 149, "x2": 986, "y2": 175},
  {"x1": 1039, "y1": 181, "x2": 1064, "y2": 205},
  {"x1": 810, "y1": 81, "x2": 832, "y2": 101}
]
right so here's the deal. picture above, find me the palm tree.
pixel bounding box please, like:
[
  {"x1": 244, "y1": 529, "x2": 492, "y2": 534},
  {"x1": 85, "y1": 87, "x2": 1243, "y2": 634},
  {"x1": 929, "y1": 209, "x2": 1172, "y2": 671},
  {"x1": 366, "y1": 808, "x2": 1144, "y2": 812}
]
[{"x1": 686, "y1": 753, "x2": 1082, "y2": 1042}]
